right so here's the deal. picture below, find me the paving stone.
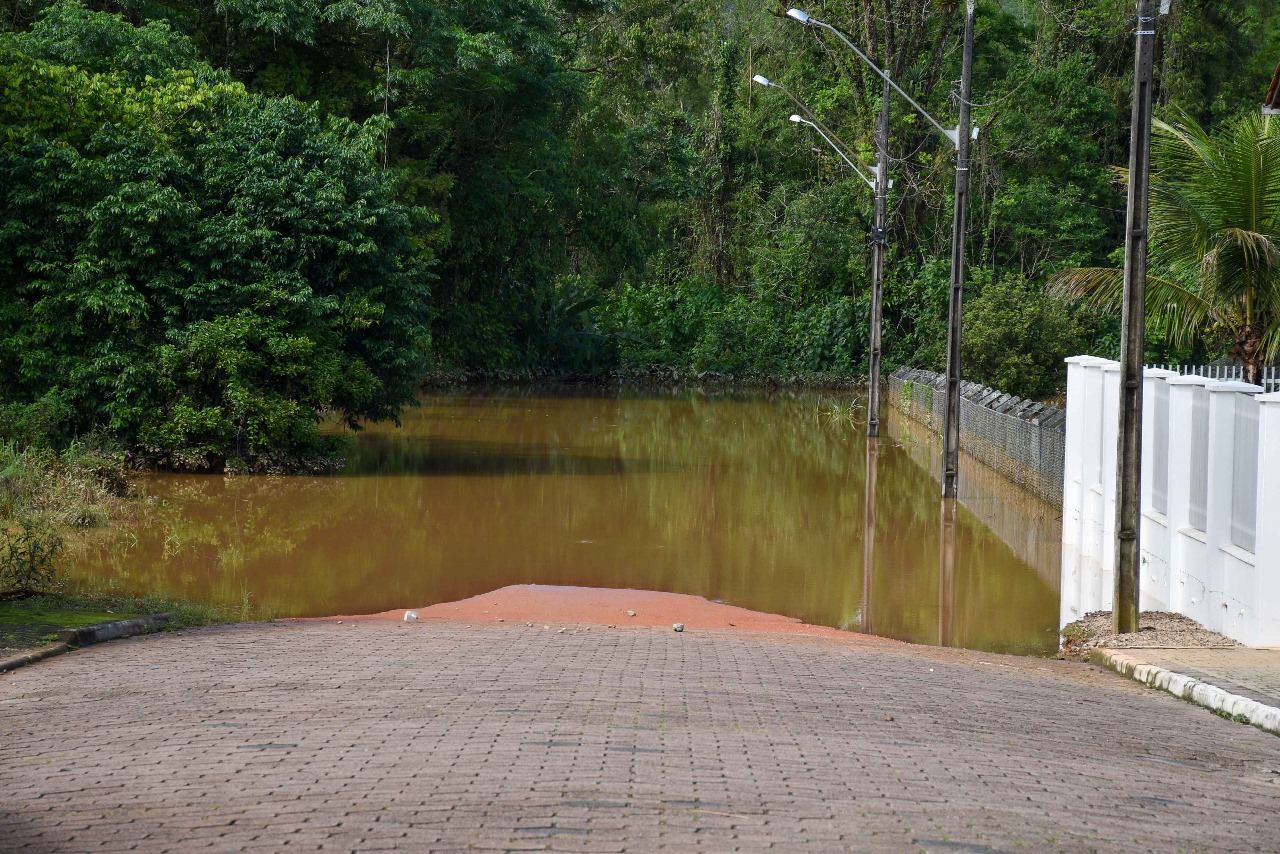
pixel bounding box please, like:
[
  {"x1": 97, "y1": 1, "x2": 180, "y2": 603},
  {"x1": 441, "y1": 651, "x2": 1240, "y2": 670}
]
[{"x1": 2, "y1": 622, "x2": 1279, "y2": 852}]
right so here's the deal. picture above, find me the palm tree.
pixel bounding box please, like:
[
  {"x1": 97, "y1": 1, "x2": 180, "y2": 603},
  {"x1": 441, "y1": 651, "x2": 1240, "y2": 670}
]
[{"x1": 1050, "y1": 109, "x2": 1280, "y2": 385}]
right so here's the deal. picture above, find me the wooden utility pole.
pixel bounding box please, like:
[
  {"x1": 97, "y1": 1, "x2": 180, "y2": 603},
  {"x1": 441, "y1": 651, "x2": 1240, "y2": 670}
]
[
  {"x1": 867, "y1": 77, "x2": 890, "y2": 438},
  {"x1": 942, "y1": 0, "x2": 975, "y2": 499},
  {"x1": 1114, "y1": 0, "x2": 1159, "y2": 634}
]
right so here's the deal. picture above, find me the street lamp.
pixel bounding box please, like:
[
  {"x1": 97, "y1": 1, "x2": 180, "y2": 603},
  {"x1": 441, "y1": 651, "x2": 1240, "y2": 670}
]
[
  {"x1": 787, "y1": 4, "x2": 976, "y2": 497},
  {"x1": 751, "y1": 75, "x2": 859, "y2": 162},
  {"x1": 787, "y1": 115, "x2": 885, "y2": 191},
  {"x1": 754, "y1": 71, "x2": 894, "y2": 436},
  {"x1": 753, "y1": 76, "x2": 882, "y2": 185},
  {"x1": 784, "y1": 8, "x2": 974, "y2": 149}
]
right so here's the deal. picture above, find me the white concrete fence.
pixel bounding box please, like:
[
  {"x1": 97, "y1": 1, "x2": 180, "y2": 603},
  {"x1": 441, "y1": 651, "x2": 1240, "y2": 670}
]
[{"x1": 1060, "y1": 356, "x2": 1280, "y2": 646}]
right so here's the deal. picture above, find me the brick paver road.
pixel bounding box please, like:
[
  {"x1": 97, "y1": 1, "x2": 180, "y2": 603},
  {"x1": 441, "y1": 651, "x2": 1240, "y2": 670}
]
[{"x1": 3, "y1": 621, "x2": 1279, "y2": 853}]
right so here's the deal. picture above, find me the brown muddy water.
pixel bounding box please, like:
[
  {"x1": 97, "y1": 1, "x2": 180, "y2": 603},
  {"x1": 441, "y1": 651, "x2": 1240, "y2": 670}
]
[{"x1": 68, "y1": 390, "x2": 1062, "y2": 655}]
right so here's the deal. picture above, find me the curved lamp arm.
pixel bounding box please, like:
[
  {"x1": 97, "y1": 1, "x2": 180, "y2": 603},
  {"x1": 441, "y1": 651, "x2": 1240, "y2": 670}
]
[
  {"x1": 786, "y1": 8, "x2": 968, "y2": 150},
  {"x1": 752, "y1": 74, "x2": 886, "y2": 189},
  {"x1": 789, "y1": 115, "x2": 877, "y2": 190}
]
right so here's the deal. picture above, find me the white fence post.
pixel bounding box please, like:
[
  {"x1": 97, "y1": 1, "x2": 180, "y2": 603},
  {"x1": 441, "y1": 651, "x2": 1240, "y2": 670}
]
[
  {"x1": 1164, "y1": 375, "x2": 1216, "y2": 622},
  {"x1": 1205, "y1": 382, "x2": 1264, "y2": 634},
  {"x1": 1099, "y1": 362, "x2": 1122, "y2": 612},
  {"x1": 1254, "y1": 393, "x2": 1280, "y2": 645},
  {"x1": 1065, "y1": 360, "x2": 1279, "y2": 644},
  {"x1": 1061, "y1": 356, "x2": 1111, "y2": 628},
  {"x1": 1140, "y1": 368, "x2": 1178, "y2": 612},
  {"x1": 1081, "y1": 360, "x2": 1115, "y2": 615}
]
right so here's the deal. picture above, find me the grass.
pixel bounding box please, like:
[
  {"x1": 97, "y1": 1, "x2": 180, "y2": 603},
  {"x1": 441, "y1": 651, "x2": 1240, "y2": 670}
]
[
  {"x1": 0, "y1": 591, "x2": 272, "y2": 655},
  {"x1": 1057, "y1": 619, "x2": 1098, "y2": 661},
  {"x1": 1212, "y1": 708, "x2": 1253, "y2": 725}
]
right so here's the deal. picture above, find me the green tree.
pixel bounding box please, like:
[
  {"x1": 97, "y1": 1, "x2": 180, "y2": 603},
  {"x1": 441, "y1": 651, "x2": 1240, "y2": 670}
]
[
  {"x1": 962, "y1": 274, "x2": 1098, "y2": 400},
  {"x1": 1051, "y1": 109, "x2": 1280, "y2": 385},
  {"x1": 0, "y1": 3, "x2": 428, "y2": 469}
]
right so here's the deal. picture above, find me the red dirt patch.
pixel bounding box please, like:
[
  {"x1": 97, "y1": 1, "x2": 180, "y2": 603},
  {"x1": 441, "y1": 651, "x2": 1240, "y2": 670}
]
[{"x1": 297, "y1": 584, "x2": 858, "y2": 638}]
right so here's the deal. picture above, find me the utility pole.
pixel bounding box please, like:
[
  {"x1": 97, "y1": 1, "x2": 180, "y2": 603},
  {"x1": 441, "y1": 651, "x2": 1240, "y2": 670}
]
[
  {"x1": 1114, "y1": 0, "x2": 1159, "y2": 634},
  {"x1": 941, "y1": 0, "x2": 975, "y2": 500},
  {"x1": 867, "y1": 77, "x2": 890, "y2": 438}
]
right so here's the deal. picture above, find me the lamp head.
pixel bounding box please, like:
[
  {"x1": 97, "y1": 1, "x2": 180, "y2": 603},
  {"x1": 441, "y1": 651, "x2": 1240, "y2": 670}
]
[
  {"x1": 786, "y1": 8, "x2": 811, "y2": 24},
  {"x1": 751, "y1": 74, "x2": 772, "y2": 87},
  {"x1": 788, "y1": 114, "x2": 804, "y2": 123}
]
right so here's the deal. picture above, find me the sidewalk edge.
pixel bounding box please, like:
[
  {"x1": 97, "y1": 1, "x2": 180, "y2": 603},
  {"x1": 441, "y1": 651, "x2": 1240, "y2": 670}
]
[
  {"x1": 0, "y1": 613, "x2": 172, "y2": 674},
  {"x1": 1091, "y1": 647, "x2": 1280, "y2": 736},
  {"x1": 0, "y1": 641, "x2": 70, "y2": 674}
]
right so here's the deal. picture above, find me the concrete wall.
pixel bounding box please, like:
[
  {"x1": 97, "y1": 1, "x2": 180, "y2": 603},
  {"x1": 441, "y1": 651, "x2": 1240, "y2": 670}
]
[{"x1": 1061, "y1": 357, "x2": 1280, "y2": 646}]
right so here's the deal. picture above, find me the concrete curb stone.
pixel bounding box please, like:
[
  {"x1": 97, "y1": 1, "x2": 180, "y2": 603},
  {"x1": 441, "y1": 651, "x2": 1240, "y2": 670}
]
[
  {"x1": 0, "y1": 641, "x2": 70, "y2": 673},
  {"x1": 0, "y1": 612, "x2": 171, "y2": 674},
  {"x1": 57, "y1": 612, "x2": 171, "y2": 646},
  {"x1": 1092, "y1": 646, "x2": 1280, "y2": 735}
]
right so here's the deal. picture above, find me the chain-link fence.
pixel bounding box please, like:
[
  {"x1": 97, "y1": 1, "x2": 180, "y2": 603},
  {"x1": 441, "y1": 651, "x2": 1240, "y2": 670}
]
[{"x1": 888, "y1": 367, "x2": 1065, "y2": 507}]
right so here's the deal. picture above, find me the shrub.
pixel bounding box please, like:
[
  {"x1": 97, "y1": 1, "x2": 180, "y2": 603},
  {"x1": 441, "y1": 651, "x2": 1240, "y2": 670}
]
[
  {"x1": 0, "y1": 521, "x2": 63, "y2": 594},
  {"x1": 962, "y1": 273, "x2": 1095, "y2": 400},
  {"x1": 0, "y1": 3, "x2": 429, "y2": 470}
]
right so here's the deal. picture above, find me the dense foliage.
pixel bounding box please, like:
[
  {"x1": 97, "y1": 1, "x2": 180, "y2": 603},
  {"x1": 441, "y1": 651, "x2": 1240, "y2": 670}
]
[
  {"x1": 2, "y1": 0, "x2": 1279, "y2": 449},
  {"x1": 1, "y1": 2, "x2": 427, "y2": 469}
]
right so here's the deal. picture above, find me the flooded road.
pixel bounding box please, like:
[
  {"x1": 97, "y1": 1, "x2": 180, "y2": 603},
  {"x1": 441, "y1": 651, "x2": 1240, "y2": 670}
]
[{"x1": 68, "y1": 390, "x2": 1061, "y2": 655}]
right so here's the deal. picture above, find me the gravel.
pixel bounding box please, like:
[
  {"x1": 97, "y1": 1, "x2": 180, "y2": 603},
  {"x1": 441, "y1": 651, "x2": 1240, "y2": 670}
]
[{"x1": 1059, "y1": 610, "x2": 1240, "y2": 661}]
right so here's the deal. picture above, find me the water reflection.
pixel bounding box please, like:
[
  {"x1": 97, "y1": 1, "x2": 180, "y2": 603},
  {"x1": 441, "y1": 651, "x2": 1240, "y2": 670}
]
[
  {"x1": 349, "y1": 435, "x2": 677, "y2": 477},
  {"x1": 66, "y1": 390, "x2": 1061, "y2": 655},
  {"x1": 860, "y1": 436, "x2": 879, "y2": 636},
  {"x1": 939, "y1": 498, "x2": 958, "y2": 647}
]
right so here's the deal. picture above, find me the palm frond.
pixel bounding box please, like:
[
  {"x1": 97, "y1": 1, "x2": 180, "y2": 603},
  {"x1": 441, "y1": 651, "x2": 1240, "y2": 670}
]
[
  {"x1": 1148, "y1": 176, "x2": 1212, "y2": 265},
  {"x1": 1202, "y1": 228, "x2": 1280, "y2": 300},
  {"x1": 1258, "y1": 313, "x2": 1280, "y2": 365},
  {"x1": 1152, "y1": 110, "x2": 1219, "y2": 179},
  {"x1": 1047, "y1": 267, "x2": 1124, "y2": 309},
  {"x1": 1049, "y1": 266, "x2": 1223, "y2": 350}
]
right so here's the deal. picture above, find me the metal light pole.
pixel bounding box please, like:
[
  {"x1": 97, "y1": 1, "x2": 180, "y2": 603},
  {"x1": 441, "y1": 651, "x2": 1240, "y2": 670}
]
[
  {"x1": 757, "y1": 74, "x2": 889, "y2": 435},
  {"x1": 868, "y1": 78, "x2": 890, "y2": 438},
  {"x1": 786, "y1": 7, "x2": 976, "y2": 490},
  {"x1": 786, "y1": 10, "x2": 966, "y2": 148},
  {"x1": 787, "y1": 115, "x2": 878, "y2": 190},
  {"x1": 938, "y1": 497, "x2": 957, "y2": 646},
  {"x1": 1114, "y1": 0, "x2": 1159, "y2": 634},
  {"x1": 754, "y1": 77, "x2": 890, "y2": 420},
  {"x1": 942, "y1": 0, "x2": 976, "y2": 499}
]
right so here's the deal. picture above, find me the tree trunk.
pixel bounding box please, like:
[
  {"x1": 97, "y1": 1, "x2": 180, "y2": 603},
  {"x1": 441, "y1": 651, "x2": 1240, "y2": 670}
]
[
  {"x1": 1244, "y1": 356, "x2": 1261, "y2": 386},
  {"x1": 1233, "y1": 320, "x2": 1265, "y2": 385},
  {"x1": 383, "y1": 37, "x2": 391, "y2": 170}
]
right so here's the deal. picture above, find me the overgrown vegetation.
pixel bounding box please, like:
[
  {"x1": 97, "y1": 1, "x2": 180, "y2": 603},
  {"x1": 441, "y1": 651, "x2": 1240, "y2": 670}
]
[
  {"x1": 2, "y1": 0, "x2": 1278, "y2": 460},
  {"x1": 2, "y1": 2, "x2": 428, "y2": 471},
  {"x1": 0, "y1": 439, "x2": 143, "y2": 592},
  {"x1": 0, "y1": 591, "x2": 270, "y2": 655}
]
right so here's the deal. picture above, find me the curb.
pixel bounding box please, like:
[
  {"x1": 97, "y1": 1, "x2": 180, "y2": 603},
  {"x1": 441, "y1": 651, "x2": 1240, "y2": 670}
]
[
  {"x1": 0, "y1": 613, "x2": 172, "y2": 674},
  {"x1": 1091, "y1": 647, "x2": 1280, "y2": 736},
  {"x1": 0, "y1": 641, "x2": 70, "y2": 673}
]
